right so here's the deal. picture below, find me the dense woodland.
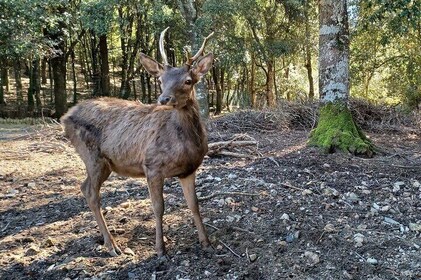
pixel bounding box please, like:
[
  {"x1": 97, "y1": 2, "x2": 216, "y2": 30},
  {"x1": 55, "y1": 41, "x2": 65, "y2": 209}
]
[{"x1": 0, "y1": 0, "x2": 420, "y2": 118}]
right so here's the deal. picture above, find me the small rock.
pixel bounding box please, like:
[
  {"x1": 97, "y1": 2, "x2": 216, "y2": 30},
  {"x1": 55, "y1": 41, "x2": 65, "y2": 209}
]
[
  {"x1": 280, "y1": 213, "x2": 290, "y2": 221},
  {"x1": 409, "y1": 223, "x2": 421, "y2": 232},
  {"x1": 372, "y1": 203, "x2": 380, "y2": 210},
  {"x1": 353, "y1": 233, "x2": 365, "y2": 247},
  {"x1": 217, "y1": 199, "x2": 225, "y2": 207},
  {"x1": 119, "y1": 217, "x2": 129, "y2": 224},
  {"x1": 302, "y1": 189, "x2": 313, "y2": 196},
  {"x1": 279, "y1": 240, "x2": 287, "y2": 247},
  {"x1": 181, "y1": 260, "x2": 190, "y2": 267},
  {"x1": 304, "y1": 251, "x2": 320, "y2": 265},
  {"x1": 248, "y1": 253, "x2": 258, "y2": 262},
  {"x1": 214, "y1": 177, "x2": 222, "y2": 182},
  {"x1": 286, "y1": 231, "x2": 300, "y2": 243},
  {"x1": 120, "y1": 202, "x2": 131, "y2": 209},
  {"x1": 412, "y1": 180, "x2": 420, "y2": 188},
  {"x1": 366, "y1": 257, "x2": 378, "y2": 265},
  {"x1": 27, "y1": 182, "x2": 36, "y2": 188},
  {"x1": 323, "y1": 187, "x2": 339, "y2": 197},
  {"x1": 124, "y1": 248, "x2": 135, "y2": 256},
  {"x1": 270, "y1": 189, "x2": 278, "y2": 196},
  {"x1": 26, "y1": 245, "x2": 40, "y2": 256},
  {"x1": 226, "y1": 216, "x2": 235, "y2": 223},
  {"x1": 343, "y1": 270, "x2": 353, "y2": 279},
  {"x1": 43, "y1": 237, "x2": 55, "y2": 247},
  {"x1": 127, "y1": 272, "x2": 136, "y2": 279},
  {"x1": 323, "y1": 163, "x2": 331, "y2": 168},
  {"x1": 251, "y1": 206, "x2": 259, "y2": 212},
  {"x1": 5, "y1": 189, "x2": 19, "y2": 198},
  {"x1": 227, "y1": 173, "x2": 238, "y2": 180},
  {"x1": 323, "y1": 223, "x2": 336, "y2": 232},
  {"x1": 380, "y1": 205, "x2": 390, "y2": 212},
  {"x1": 384, "y1": 217, "x2": 400, "y2": 225},
  {"x1": 204, "y1": 271, "x2": 212, "y2": 276},
  {"x1": 345, "y1": 192, "x2": 360, "y2": 203},
  {"x1": 393, "y1": 181, "x2": 405, "y2": 192},
  {"x1": 225, "y1": 197, "x2": 235, "y2": 204}
]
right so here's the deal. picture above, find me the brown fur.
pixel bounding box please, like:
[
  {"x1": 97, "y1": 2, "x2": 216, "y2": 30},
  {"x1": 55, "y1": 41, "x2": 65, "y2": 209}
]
[{"x1": 61, "y1": 52, "x2": 214, "y2": 257}]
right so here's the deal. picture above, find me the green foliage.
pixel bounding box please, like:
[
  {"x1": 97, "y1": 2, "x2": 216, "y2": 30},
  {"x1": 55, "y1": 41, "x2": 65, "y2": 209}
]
[
  {"x1": 80, "y1": 0, "x2": 116, "y2": 35},
  {"x1": 309, "y1": 103, "x2": 375, "y2": 156},
  {"x1": 350, "y1": 0, "x2": 421, "y2": 108}
]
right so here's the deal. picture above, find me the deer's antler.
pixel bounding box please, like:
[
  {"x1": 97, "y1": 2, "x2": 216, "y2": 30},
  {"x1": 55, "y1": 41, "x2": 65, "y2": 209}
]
[
  {"x1": 186, "y1": 32, "x2": 214, "y2": 66},
  {"x1": 159, "y1": 27, "x2": 170, "y2": 66}
]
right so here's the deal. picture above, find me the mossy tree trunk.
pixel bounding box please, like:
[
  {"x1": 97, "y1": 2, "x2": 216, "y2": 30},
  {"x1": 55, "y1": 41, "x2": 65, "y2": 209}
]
[{"x1": 309, "y1": 0, "x2": 375, "y2": 156}]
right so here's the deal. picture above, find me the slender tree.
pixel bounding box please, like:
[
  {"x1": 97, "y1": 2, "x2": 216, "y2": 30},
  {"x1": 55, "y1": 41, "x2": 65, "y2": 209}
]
[{"x1": 309, "y1": 0, "x2": 374, "y2": 155}]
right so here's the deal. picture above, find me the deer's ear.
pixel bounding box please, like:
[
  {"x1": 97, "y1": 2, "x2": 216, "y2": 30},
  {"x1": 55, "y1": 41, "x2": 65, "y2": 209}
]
[
  {"x1": 192, "y1": 53, "x2": 214, "y2": 77},
  {"x1": 139, "y1": 53, "x2": 164, "y2": 77}
]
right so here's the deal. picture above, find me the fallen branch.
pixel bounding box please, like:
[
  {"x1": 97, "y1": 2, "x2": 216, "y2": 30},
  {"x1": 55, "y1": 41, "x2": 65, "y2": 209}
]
[
  {"x1": 280, "y1": 182, "x2": 306, "y2": 192},
  {"x1": 198, "y1": 191, "x2": 260, "y2": 201},
  {"x1": 218, "y1": 239, "x2": 242, "y2": 258}
]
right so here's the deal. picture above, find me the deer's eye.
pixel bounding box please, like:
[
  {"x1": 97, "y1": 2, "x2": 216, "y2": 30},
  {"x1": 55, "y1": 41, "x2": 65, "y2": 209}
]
[{"x1": 185, "y1": 79, "x2": 192, "y2": 85}]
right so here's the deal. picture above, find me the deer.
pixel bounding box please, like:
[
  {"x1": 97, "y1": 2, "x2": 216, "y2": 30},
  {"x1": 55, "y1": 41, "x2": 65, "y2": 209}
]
[{"x1": 61, "y1": 27, "x2": 214, "y2": 257}]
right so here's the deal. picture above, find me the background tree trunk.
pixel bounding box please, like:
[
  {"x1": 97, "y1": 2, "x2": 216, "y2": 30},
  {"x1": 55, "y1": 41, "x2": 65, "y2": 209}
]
[
  {"x1": 13, "y1": 59, "x2": 23, "y2": 104},
  {"x1": 99, "y1": 34, "x2": 110, "y2": 97},
  {"x1": 178, "y1": 0, "x2": 210, "y2": 118}
]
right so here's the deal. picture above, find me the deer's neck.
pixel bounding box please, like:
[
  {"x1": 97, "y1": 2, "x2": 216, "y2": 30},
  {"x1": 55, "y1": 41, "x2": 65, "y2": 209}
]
[{"x1": 173, "y1": 98, "x2": 207, "y2": 148}]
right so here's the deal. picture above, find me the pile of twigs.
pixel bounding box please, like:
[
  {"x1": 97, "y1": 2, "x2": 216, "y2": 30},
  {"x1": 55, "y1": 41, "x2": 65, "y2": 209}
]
[{"x1": 211, "y1": 99, "x2": 420, "y2": 135}]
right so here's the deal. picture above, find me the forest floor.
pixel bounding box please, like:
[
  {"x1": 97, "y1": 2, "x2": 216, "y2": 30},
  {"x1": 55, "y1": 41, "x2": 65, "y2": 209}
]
[{"x1": 0, "y1": 111, "x2": 420, "y2": 280}]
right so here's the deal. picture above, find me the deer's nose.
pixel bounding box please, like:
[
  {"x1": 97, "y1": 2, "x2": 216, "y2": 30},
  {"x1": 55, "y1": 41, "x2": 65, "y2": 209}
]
[{"x1": 158, "y1": 96, "x2": 172, "y2": 105}]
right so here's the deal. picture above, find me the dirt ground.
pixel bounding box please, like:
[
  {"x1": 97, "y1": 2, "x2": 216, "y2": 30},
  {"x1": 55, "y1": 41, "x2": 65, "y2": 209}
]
[{"x1": 0, "y1": 117, "x2": 420, "y2": 280}]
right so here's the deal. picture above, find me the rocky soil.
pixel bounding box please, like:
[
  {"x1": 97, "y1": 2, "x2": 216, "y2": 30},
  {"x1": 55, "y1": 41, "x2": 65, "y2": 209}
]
[{"x1": 0, "y1": 118, "x2": 420, "y2": 280}]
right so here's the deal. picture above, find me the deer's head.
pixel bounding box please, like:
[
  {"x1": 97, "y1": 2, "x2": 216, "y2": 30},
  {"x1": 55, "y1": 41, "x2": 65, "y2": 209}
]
[{"x1": 139, "y1": 28, "x2": 214, "y2": 109}]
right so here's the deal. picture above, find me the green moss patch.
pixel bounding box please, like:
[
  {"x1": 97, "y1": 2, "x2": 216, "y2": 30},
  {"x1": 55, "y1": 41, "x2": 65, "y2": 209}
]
[{"x1": 309, "y1": 103, "x2": 375, "y2": 156}]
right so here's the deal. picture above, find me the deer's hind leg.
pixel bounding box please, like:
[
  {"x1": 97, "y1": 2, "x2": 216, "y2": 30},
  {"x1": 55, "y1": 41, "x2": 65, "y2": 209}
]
[{"x1": 78, "y1": 146, "x2": 120, "y2": 256}]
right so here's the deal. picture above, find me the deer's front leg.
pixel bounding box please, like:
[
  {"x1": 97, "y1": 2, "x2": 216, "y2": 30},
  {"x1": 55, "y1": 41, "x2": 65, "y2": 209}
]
[
  {"x1": 146, "y1": 174, "x2": 166, "y2": 257},
  {"x1": 179, "y1": 172, "x2": 210, "y2": 248}
]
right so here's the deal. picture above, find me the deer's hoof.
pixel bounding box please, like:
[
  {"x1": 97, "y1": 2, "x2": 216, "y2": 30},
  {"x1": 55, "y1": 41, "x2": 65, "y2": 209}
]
[{"x1": 108, "y1": 246, "x2": 122, "y2": 257}]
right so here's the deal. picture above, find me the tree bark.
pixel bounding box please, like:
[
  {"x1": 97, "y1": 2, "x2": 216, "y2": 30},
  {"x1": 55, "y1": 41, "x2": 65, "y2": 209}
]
[
  {"x1": 178, "y1": 0, "x2": 210, "y2": 118},
  {"x1": 250, "y1": 54, "x2": 256, "y2": 108},
  {"x1": 41, "y1": 57, "x2": 47, "y2": 84},
  {"x1": 1, "y1": 62, "x2": 9, "y2": 92},
  {"x1": 266, "y1": 60, "x2": 275, "y2": 107},
  {"x1": 212, "y1": 65, "x2": 222, "y2": 115},
  {"x1": 318, "y1": 0, "x2": 349, "y2": 103},
  {"x1": 13, "y1": 59, "x2": 23, "y2": 104},
  {"x1": 99, "y1": 34, "x2": 110, "y2": 97},
  {"x1": 304, "y1": 0, "x2": 315, "y2": 100},
  {"x1": 0, "y1": 74, "x2": 4, "y2": 105},
  {"x1": 309, "y1": 0, "x2": 374, "y2": 156}
]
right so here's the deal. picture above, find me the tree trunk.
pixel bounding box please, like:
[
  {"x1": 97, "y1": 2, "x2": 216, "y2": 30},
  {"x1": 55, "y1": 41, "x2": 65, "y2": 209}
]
[
  {"x1": 0, "y1": 74, "x2": 5, "y2": 105},
  {"x1": 250, "y1": 54, "x2": 256, "y2": 108},
  {"x1": 51, "y1": 54, "x2": 67, "y2": 118},
  {"x1": 178, "y1": 0, "x2": 209, "y2": 118},
  {"x1": 140, "y1": 71, "x2": 146, "y2": 103},
  {"x1": 28, "y1": 59, "x2": 41, "y2": 111},
  {"x1": 304, "y1": 0, "x2": 315, "y2": 100},
  {"x1": 266, "y1": 60, "x2": 275, "y2": 107},
  {"x1": 309, "y1": 0, "x2": 374, "y2": 156},
  {"x1": 99, "y1": 34, "x2": 110, "y2": 97},
  {"x1": 41, "y1": 57, "x2": 47, "y2": 84},
  {"x1": 90, "y1": 31, "x2": 100, "y2": 97},
  {"x1": 212, "y1": 65, "x2": 222, "y2": 115},
  {"x1": 1, "y1": 62, "x2": 9, "y2": 92},
  {"x1": 13, "y1": 59, "x2": 23, "y2": 104},
  {"x1": 71, "y1": 50, "x2": 77, "y2": 104}
]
